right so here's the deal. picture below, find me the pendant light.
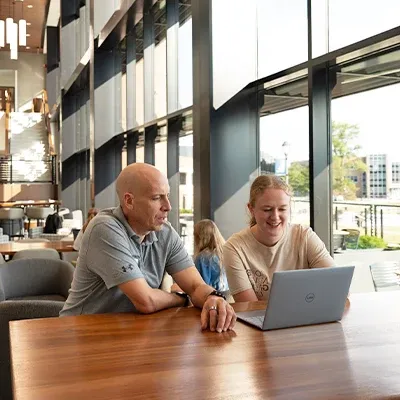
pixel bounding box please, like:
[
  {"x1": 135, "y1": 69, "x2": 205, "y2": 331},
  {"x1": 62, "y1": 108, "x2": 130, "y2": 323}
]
[
  {"x1": 6, "y1": 0, "x2": 13, "y2": 45},
  {"x1": 10, "y1": 22, "x2": 18, "y2": 60},
  {"x1": 10, "y1": 21, "x2": 18, "y2": 50},
  {"x1": 0, "y1": 20, "x2": 5, "y2": 47},
  {"x1": 18, "y1": 1, "x2": 26, "y2": 46},
  {"x1": 0, "y1": 1, "x2": 5, "y2": 48}
]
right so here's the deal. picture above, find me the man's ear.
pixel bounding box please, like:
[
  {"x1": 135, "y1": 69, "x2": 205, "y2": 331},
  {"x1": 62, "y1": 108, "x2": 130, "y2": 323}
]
[{"x1": 124, "y1": 193, "x2": 135, "y2": 210}]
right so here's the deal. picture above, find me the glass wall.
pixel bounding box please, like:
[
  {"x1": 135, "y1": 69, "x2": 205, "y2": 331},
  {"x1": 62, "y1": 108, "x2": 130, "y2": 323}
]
[
  {"x1": 178, "y1": 0, "x2": 193, "y2": 109},
  {"x1": 153, "y1": 1, "x2": 167, "y2": 118},
  {"x1": 179, "y1": 112, "x2": 193, "y2": 254},
  {"x1": 330, "y1": 49, "x2": 400, "y2": 293},
  {"x1": 120, "y1": 38, "x2": 127, "y2": 133},
  {"x1": 136, "y1": 131, "x2": 145, "y2": 163},
  {"x1": 155, "y1": 124, "x2": 168, "y2": 176},
  {"x1": 135, "y1": 20, "x2": 144, "y2": 127},
  {"x1": 259, "y1": 73, "x2": 310, "y2": 226},
  {"x1": 121, "y1": 134, "x2": 128, "y2": 169},
  {"x1": 328, "y1": 0, "x2": 400, "y2": 52},
  {"x1": 257, "y1": 0, "x2": 308, "y2": 78}
]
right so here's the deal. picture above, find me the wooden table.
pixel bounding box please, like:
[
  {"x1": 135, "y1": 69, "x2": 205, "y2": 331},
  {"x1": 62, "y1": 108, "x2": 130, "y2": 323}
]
[
  {"x1": 0, "y1": 200, "x2": 61, "y2": 211},
  {"x1": 0, "y1": 240, "x2": 75, "y2": 256},
  {"x1": 9, "y1": 292, "x2": 400, "y2": 400}
]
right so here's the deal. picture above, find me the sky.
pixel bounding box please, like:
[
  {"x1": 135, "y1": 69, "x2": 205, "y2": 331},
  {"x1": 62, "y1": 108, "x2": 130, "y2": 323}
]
[{"x1": 260, "y1": 82, "x2": 400, "y2": 163}]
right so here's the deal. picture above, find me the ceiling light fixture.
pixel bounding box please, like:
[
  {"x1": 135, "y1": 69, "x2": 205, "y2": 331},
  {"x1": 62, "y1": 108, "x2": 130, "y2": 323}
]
[
  {"x1": 0, "y1": 0, "x2": 4, "y2": 48},
  {"x1": 19, "y1": 1, "x2": 26, "y2": 46},
  {"x1": 10, "y1": 21, "x2": 18, "y2": 59},
  {"x1": 0, "y1": 20, "x2": 4, "y2": 47},
  {"x1": 0, "y1": 0, "x2": 30, "y2": 59},
  {"x1": 27, "y1": 5, "x2": 33, "y2": 8},
  {"x1": 6, "y1": 0, "x2": 13, "y2": 44}
]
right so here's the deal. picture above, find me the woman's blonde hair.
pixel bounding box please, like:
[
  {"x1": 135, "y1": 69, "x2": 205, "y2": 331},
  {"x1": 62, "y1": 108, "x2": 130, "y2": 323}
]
[
  {"x1": 248, "y1": 174, "x2": 292, "y2": 227},
  {"x1": 82, "y1": 208, "x2": 100, "y2": 233},
  {"x1": 193, "y1": 219, "x2": 225, "y2": 261}
]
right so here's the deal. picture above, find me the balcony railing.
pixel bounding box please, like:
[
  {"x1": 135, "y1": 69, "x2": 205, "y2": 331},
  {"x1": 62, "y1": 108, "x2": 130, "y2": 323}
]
[{"x1": 0, "y1": 155, "x2": 57, "y2": 184}]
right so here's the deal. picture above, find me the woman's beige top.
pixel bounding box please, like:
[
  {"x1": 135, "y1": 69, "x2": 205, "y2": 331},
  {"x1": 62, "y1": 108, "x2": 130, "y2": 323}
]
[{"x1": 223, "y1": 224, "x2": 334, "y2": 300}]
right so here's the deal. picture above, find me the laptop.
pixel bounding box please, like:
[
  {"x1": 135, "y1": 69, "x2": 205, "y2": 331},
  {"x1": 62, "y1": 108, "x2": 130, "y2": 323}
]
[{"x1": 236, "y1": 266, "x2": 354, "y2": 330}]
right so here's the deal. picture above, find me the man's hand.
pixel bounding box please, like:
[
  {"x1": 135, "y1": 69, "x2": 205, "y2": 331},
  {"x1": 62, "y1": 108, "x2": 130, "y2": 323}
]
[{"x1": 200, "y1": 295, "x2": 236, "y2": 333}]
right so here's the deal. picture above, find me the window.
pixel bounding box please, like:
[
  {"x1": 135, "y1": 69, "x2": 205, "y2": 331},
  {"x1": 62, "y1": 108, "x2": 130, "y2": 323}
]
[
  {"x1": 328, "y1": 0, "x2": 400, "y2": 52},
  {"x1": 153, "y1": 1, "x2": 167, "y2": 118},
  {"x1": 178, "y1": 0, "x2": 193, "y2": 109},
  {"x1": 136, "y1": 131, "x2": 145, "y2": 163},
  {"x1": 179, "y1": 112, "x2": 193, "y2": 254},
  {"x1": 257, "y1": 0, "x2": 308, "y2": 78},
  {"x1": 135, "y1": 20, "x2": 144, "y2": 126},
  {"x1": 259, "y1": 72, "x2": 310, "y2": 226},
  {"x1": 155, "y1": 124, "x2": 167, "y2": 176},
  {"x1": 330, "y1": 48, "x2": 400, "y2": 293}
]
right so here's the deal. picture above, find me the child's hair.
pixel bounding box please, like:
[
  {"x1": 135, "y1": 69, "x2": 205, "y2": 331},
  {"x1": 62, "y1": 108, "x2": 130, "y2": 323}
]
[
  {"x1": 82, "y1": 208, "x2": 100, "y2": 233},
  {"x1": 248, "y1": 174, "x2": 292, "y2": 227},
  {"x1": 193, "y1": 219, "x2": 225, "y2": 261}
]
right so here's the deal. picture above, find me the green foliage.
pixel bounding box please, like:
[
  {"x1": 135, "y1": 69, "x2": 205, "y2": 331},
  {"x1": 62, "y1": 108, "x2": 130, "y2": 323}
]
[
  {"x1": 288, "y1": 163, "x2": 309, "y2": 196},
  {"x1": 332, "y1": 122, "x2": 367, "y2": 200},
  {"x1": 358, "y1": 235, "x2": 386, "y2": 249},
  {"x1": 180, "y1": 208, "x2": 193, "y2": 214}
]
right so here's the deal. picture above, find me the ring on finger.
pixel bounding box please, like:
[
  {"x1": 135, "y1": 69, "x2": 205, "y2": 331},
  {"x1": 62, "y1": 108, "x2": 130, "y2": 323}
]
[{"x1": 209, "y1": 305, "x2": 217, "y2": 312}]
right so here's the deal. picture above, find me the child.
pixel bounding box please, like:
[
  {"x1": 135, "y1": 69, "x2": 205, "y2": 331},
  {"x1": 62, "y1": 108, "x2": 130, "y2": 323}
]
[{"x1": 193, "y1": 219, "x2": 229, "y2": 294}]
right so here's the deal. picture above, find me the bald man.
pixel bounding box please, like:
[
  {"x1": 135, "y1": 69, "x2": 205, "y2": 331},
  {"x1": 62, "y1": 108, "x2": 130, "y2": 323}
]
[{"x1": 60, "y1": 163, "x2": 236, "y2": 333}]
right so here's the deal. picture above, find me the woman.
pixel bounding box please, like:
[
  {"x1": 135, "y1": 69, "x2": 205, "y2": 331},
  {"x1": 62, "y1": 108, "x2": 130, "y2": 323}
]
[
  {"x1": 73, "y1": 208, "x2": 99, "y2": 251},
  {"x1": 223, "y1": 174, "x2": 334, "y2": 302},
  {"x1": 193, "y1": 219, "x2": 229, "y2": 294}
]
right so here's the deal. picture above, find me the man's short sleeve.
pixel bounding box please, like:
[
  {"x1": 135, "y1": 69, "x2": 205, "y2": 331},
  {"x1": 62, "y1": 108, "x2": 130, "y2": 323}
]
[
  {"x1": 83, "y1": 219, "x2": 144, "y2": 289},
  {"x1": 165, "y1": 227, "x2": 193, "y2": 275}
]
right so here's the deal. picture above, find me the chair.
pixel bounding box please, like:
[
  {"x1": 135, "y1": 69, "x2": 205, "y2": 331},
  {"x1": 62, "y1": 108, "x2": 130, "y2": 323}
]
[
  {"x1": 369, "y1": 262, "x2": 400, "y2": 292},
  {"x1": 0, "y1": 300, "x2": 63, "y2": 400},
  {"x1": 0, "y1": 258, "x2": 74, "y2": 302},
  {"x1": 25, "y1": 207, "x2": 53, "y2": 230},
  {"x1": 0, "y1": 208, "x2": 24, "y2": 239},
  {"x1": 180, "y1": 221, "x2": 187, "y2": 238},
  {"x1": 64, "y1": 210, "x2": 83, "y2": 229},
  {"x1": 342, "y1": 229, "x2": 361, "y2": 250},
  {"x1": 12, "y1": 248, "x2": 60, "y2": 260},
  {"x1": 333, "y1": 233, "x2": 345, "y2": 253},
  {"x1": 58, "y1": 207, "x2": 70, "y2": 217},
  {"x1": 0, "y1": 253, "x2": 4, "y2": 264}
]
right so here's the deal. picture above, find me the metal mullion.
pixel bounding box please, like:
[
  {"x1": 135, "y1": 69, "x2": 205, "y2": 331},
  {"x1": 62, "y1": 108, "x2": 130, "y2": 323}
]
[{"x1": 308, "y1": 64, "x2": 335, "y2": 253}]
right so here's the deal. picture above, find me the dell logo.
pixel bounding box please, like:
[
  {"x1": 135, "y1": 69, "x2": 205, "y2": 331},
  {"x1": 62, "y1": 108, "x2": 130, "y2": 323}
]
[{"x1": 305, "y1": 293, "x2": 315, "y2": 303}]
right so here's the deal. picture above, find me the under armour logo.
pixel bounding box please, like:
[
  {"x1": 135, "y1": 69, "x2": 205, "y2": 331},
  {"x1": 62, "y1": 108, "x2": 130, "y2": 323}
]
[{"x1": 121, "y1": 264, "x2": 134, "y2": 273}]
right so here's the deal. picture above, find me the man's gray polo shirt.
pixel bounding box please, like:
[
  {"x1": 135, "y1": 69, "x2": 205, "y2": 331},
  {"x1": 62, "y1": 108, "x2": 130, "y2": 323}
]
[{"x1": 60, "y1": 207, "x2": 193, "y2": 316}]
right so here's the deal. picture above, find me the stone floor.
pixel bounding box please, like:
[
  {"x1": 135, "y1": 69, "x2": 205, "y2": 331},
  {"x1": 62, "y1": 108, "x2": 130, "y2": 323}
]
[{"x1": 335, "y1": 249, "x2": 400, "y2": 293}]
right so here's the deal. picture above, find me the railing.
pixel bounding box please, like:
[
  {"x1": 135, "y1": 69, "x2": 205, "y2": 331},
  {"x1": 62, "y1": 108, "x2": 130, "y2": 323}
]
[
  {"x1": 34, "y1": 89, "x2": 55, "y2": 155},
  {"x1": 332, "y1": 202, "x2": 400, "y2": 242},
  {"x1": 2, "y1": 89, "x2": 54, "y2": 156},
  {"x1": 292, "y1": 199, "x2": 400, "y2": 243},
  {"x1": 0, "y1": 155, "x2": 57, "y2": 184}
]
